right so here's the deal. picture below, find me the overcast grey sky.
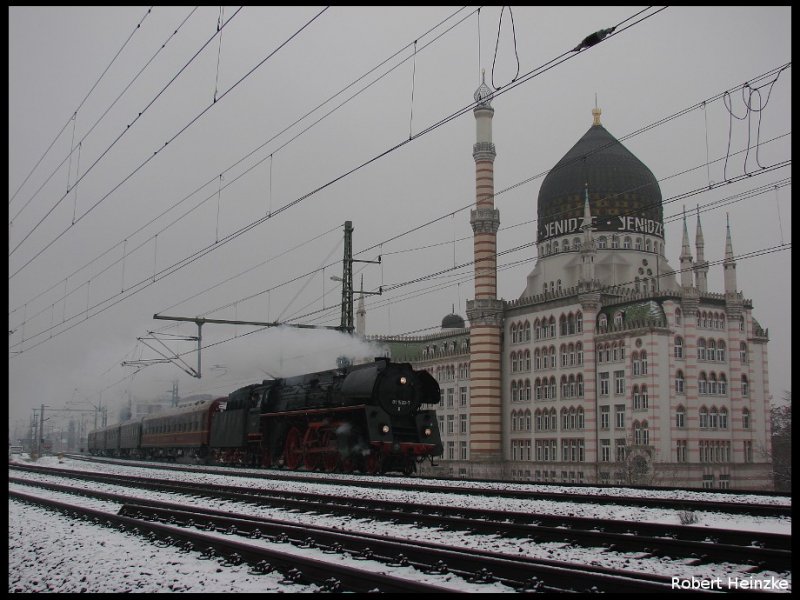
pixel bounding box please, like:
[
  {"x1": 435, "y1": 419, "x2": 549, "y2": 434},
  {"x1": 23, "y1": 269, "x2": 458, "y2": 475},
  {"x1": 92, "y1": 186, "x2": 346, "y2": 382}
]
[{"x1": 8, "y1": 6, "x2": 791, "y2": 437}]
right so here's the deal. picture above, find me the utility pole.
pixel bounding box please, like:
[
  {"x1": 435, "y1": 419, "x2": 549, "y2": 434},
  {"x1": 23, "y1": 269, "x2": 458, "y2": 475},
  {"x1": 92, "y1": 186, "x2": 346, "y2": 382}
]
[
  {"x1": 335, "y1": 221, "x2": 381, "y2": 334},
  {"x1": 38, "y1": 404, "x2": 45, "y2": 455}
]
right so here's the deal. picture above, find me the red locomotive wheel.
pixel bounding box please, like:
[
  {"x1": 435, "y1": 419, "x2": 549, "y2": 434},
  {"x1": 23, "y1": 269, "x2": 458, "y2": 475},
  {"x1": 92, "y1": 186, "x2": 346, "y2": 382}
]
[{"x1": 284, "y1": 427, "x2": 304, "y2": 470}]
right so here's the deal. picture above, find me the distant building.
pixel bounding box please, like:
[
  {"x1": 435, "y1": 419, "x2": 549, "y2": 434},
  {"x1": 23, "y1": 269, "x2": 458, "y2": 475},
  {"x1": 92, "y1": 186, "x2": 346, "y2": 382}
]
[{"x1": 369, "y1": 78, "x2": 772, "y2": 490}]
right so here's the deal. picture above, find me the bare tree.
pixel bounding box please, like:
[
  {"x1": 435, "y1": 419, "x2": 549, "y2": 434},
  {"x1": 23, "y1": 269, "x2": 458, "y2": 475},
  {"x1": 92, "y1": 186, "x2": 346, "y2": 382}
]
[{"x1": 769, "y1": 391, "x2": 791, "y2": 492}]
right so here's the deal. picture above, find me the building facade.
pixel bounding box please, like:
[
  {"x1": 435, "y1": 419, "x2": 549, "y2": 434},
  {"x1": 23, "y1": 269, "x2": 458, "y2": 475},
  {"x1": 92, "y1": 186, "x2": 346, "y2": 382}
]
[{"x1": 370, "y1": 84, "x2": 772, "y2": 490}]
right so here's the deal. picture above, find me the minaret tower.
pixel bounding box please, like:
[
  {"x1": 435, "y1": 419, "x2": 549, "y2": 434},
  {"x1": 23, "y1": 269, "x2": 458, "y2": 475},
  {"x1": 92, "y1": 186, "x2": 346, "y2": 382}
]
[
  {"x1": 694, "y1": 206, "x2": 708, "y2": 292},
  {"x1": 466, "y1": 70, "x2": 504, "y2": 468},
  {"x1": 679, "y1": 208, "x2": 694, "y2": 288}
]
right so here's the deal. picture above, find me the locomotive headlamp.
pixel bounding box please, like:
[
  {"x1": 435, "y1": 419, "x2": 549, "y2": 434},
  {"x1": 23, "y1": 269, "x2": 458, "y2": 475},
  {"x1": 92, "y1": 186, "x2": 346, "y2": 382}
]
[
  {"x1": 381, "y1": 424, "x2": 390, "y2": 434},
  {"x1": 399, "y1": 376, "x2": 407, "y2": 385},
  {"x1": 423, "y1": 427, "x2": 432, "y2": 437}
]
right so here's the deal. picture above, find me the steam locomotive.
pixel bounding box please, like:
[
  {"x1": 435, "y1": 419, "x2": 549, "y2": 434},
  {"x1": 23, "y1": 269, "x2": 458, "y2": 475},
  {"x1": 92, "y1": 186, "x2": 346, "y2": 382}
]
[{"x1": 88, "y1": 358, "x2": 443, "y2": 475}]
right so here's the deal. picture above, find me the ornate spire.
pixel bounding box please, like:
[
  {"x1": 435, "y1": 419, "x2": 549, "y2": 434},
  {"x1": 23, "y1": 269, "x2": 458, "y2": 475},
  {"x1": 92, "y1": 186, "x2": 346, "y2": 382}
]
[
  {"x1": 724, "y1": 213, "x2": 737, "y2": 296},
  {"x1": 694, "y1": 205, "x2": 708, "y2": 292},
  {"x1": 474, "y1": 68, "x2": 493, "y2": 108},
  {"x1": 679, "y1": 206, "x2": 694, "y2": 288}
]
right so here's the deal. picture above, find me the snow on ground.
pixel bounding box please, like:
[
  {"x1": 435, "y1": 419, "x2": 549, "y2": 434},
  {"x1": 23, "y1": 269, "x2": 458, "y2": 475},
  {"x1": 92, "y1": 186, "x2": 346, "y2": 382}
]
[{"x1": 8, "y1": 455, "x2": 793, "y2": 593}]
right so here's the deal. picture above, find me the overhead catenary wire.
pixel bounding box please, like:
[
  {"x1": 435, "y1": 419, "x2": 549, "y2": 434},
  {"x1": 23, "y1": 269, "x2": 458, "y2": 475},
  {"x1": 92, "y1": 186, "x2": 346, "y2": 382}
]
[
  {"x1": 7, "y1": 3, "x2": 462, "y2": 290},
  {"x1": 8, "y1": 103, "x2": 791, "y2": 350},
  {"x1": 9, "y1": 7, "x2": 200, "y2": 227},
  {"x1": 8, "y1": 6, "x2": 154, "y2": 210},
  {"x1": 9, "y1": 6, "x2": 244, "y2": 263},
  {"x1": 6, "y1": 11, "x2": 792, "y2": 356}
]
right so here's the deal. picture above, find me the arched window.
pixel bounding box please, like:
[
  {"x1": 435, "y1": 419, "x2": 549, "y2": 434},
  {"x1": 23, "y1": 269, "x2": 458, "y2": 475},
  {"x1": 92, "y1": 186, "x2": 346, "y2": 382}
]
[
  {"x1": 717, "y1": 340, "x2": 726, "y2": 362},
  {"x1": 598, "y1": 314, "x2": 608, "y2": 330},
  {"x1": 548, "y1": 316, "x2": 556, "y2": 338},
  {"x1": 560, "y1": 315, "x2": 568, "y2": 336},
  {"x1": 632, "y1": 351, "x2": 640, "y2": 376},
  {"x1": 569, "y1": 407, "x2": 576, "y2": 430},
  {"x1": 633, "y1": 421, "x2": 642, "y2": 445},
  {"x1": 550, "y1": 407, "x2": 558, "y2": 431},
  {"x1": 710, "y1": 373, "x2": 718, "y2": 395},
  {"x1": 576, "y1": 311, "x2": 583, "y2": 333},
  {"x1": 740, "y1": 342, "x2": 748, "y2": 363},
  {"x1": 614, "y1": 311, "x2": 623, "y2": 328},
  {"x1": 524, "y1": 410, "x2": 531, "y2": 431},
  {"x1": 635, "y1": 237, "x2": 643, "y2": 250},
  {"x1": 742, "y1": 408, "x2": 750, "y2": 429},
  {"x1": 698, "y1": 338, "x2": 707, "y2": 361},
  {"x1": 511, "y1": 411, "x2": 518, "y2": 432},
  {"x1": 675, "y1": 370, "x2": 685, "y2": 394},
  {"x1": 511, "y1": 351, "x2": 518, "y2": 373},
  {"x1": 698, "y1": 372, "x2": 708, "y2": 395},
  {"x1": 574, "y1": 237, "x2": 581, "y2": 250},
  {"x1": 561, "y1": 375, "x2": 569, "y2": 398},
  {"x1": 699, "y1": 406, "x2": 709, "y2": 428},
  {"x1": 524, "y1": 321, "x2": 531, "y2": 341},
  {"x1": 710, "y1": 406, "x2": 719, "y2": 428},
  {"x1": 568, "y1": 374, "x2": 576, "y2": 398},
  {"x1": 576, "y1": 374, "x2": 584, "y2": 397},
  {"x1": 511, "y1": 380, "x2": 519, "y2": 402},
  {"x1": 535, "y1": 409, "x2": 542, "y2": 431},
  {"x1": 624, "y1": 236, "x2": 632, "y2": 249},
  {"x1": 720, "y1": 407, "x2": 728, "y2": 429},
  {"x1": 550, "y1": 346, "x2": 557, "y2": 369},
  {"x1": 640, "y1": 350, "x2": 648, "y2": 375},
  {"x1": 577, "y1": 407, "x2": 584, "y2": 429},
  {"x1": 741, "y1": 375, "x2": 749, "y2": 397},
  {"x1": 568, "y1": 313, "x2": 576, "y2": 335},
  {"x1": 552, "y1": 240, "x2": 559, "y2": 253},
  {"x1": 534, "y1": 318, "x2": 541, "y2": 340},
  {"x1": 534, "y1": 349, "x2": 541, "y2": 371},
  {"x1": 524, "y1": 349, "x2": 531, "y2": 372},
  {"x1": 675, "y1": 307, "x2": 682, "y2": 325},
  {"x1": 561, "y1": 407, "x2": 569, "y2": 430},
  {"x1": 645, "y1": 239, "x2": 651, "y2": 252},
  {"x1": 641, "y1": 385, "x2": 648, "y2": 408},
  {"x1": 641, "y1": 420, "x2": 649, "y2": 445},
  {"x1": 708, "y1": 339, "x2": 716, "y2": 361},
  {"x1": 524, "y1": 379, "x2": 531, "y2": 401},
  {"x1": 633, "y1": 385, "x2": 640, "y2": 409},
  {"x1": 557, "y1": 279, "x2": 562, "y2": 293},
  {"x1": 676, "y1": 405, "x2": 685, "y2": 428},
  {"x1": 612, "y1": 235, "x2": 620, "y2": 249},
  {"x1": 562, "y1": 238, "x2": 570, "y2": 252},
  {"x1": 597, "y1": 236, "x2": 607, "y2": 249},
  {"x1": 674, "y1": 336, "x2": 684, "y2": 359},
  {"x1": 719, "y1": 373, "x2": 727, "y2": 395},
  {"x1": 576, "y1": 342, "x2": 583, "y2": 365},
  {"x1": 568, "y1": 343, "x2": 575, "y2": 366}
]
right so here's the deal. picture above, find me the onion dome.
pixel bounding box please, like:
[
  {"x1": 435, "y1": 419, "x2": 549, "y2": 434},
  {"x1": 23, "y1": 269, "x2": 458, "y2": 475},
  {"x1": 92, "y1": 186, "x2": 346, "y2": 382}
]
[
  {"x1": 441, "y1": 313, "x2": 466, "y2": 329},
  {"x1": 474, "y1": 69, "x2": 493, "y2": 108},
  {"x1": 536, "y1": 107, "x2": 663, "y2": 243}
]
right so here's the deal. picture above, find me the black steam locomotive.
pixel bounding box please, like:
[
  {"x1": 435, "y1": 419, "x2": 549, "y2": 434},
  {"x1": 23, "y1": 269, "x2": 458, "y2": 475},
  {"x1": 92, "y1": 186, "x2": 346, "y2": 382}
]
[{"x1": 88, "y1": 358, "x2": 443, "y2": 475}]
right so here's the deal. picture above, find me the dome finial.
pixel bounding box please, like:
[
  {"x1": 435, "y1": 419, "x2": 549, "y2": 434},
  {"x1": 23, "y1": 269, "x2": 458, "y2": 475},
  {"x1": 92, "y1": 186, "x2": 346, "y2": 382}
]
[{"x1": 592, "y1": 97, "x2": 601, "y2": 126}]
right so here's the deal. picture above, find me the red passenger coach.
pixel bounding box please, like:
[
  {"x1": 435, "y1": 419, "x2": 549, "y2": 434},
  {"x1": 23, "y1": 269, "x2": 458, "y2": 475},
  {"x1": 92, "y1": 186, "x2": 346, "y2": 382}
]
[{"x1": 140, "y1": 397, "x2": 226, "y2": 460}]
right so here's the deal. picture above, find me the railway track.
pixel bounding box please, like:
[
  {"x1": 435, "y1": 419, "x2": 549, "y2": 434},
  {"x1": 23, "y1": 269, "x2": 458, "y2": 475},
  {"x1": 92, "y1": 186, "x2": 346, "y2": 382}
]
[
  {"x1": 11, "y1": 482, "x2": 684, "y2": 593},
  {"x1": 70, "y1": 454, "x2": 792, "y2": 518},
  {"x1": 10, "y1": 464, "x2": 792, "y2": 574}
]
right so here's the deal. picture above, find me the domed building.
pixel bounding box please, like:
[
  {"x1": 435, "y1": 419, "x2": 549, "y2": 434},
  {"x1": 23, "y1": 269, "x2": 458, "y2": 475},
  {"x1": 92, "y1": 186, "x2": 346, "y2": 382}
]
[{"x1": 371, "y1": 88, "x2": 773, "y2": 490}]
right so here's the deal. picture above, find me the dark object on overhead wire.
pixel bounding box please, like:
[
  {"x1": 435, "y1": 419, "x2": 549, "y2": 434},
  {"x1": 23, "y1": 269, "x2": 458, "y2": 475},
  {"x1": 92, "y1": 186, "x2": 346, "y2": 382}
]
[{"x1": 573, "y1": 27, "x2": 616, "y2": 52}]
